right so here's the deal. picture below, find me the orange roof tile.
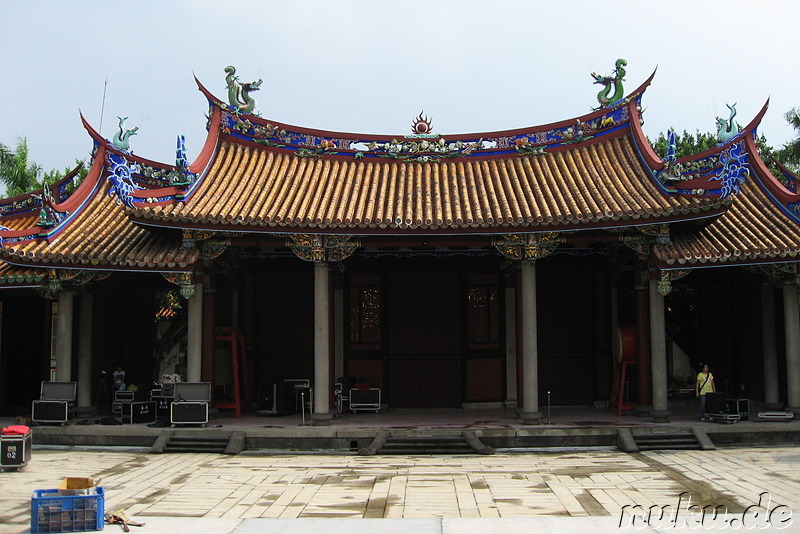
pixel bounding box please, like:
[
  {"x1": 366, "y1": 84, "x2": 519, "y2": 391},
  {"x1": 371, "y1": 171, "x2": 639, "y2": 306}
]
[
  {"x1": 0, "y1": 262, "x2": 47, "y2": 287},
  {"x1": 654, "y1": 132, "x2": 800, "y2": 268},
  {"x1": 0, "y1": 147, "x2": 199, "y2": 272},
  {"x1": 131, "y1": 134, "x2": 726, "y2": 235}
]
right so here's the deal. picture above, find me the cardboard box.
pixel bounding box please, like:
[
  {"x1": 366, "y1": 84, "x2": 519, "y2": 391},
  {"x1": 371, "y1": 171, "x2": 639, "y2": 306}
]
[{"x1": 58, "y1": 477, "x2": 96, "y2": 496}]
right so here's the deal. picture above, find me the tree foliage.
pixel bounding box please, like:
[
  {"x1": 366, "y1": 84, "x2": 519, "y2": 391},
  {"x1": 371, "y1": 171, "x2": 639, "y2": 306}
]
[
  {"x1": 650, "y1": 129, "x2": 718, "y2": 160},
  {"x1": 777, "y1": 107, "x2": 800, "y2": 171},
  {"x1": 0, "y1": 138, "x2": 43, "y2": 197},
  {"x1": 650, "y1": 108, "x2": 800, "y2": 178},
  {"x1": 0, "y1": 138, "x2": 87, "y2": 198}
]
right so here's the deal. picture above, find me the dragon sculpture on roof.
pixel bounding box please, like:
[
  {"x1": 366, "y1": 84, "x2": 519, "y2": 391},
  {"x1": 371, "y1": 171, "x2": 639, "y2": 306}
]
[
  {"x1": 716, "y1": 103, "x2": 740, "y2": 143},
  {"x1": 111, "y1": 116, "x2": 138, "y2": 151},
  {"x1": 592, "y1": 59, "x2": 627, "y2": 108},
  {"x1": 224, "y1": 66, "x2": 262, "y2": 114}
]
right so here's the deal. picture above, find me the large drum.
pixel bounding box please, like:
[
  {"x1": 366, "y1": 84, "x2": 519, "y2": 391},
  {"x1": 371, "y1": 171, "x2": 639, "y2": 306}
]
[{"x1": 613, "y1": 324, "x2": 637, "y2": 363}]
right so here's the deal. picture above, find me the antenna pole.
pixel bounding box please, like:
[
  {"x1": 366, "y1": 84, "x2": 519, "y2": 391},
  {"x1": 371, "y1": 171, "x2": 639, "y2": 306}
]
[{"x1": 99, "y1": 77, "x2": 108, "y2": 135}]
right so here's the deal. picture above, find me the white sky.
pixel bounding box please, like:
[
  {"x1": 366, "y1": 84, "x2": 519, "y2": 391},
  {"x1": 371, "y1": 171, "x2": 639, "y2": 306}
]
[{"x1": 1, "y1": 0, "x2": 798, "y2": 177}]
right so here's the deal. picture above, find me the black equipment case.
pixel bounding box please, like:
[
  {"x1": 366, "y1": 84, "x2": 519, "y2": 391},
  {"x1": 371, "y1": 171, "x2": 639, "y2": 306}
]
[
  {"x1": 32, "y1": 381, "x2": 76, "y2": 424},
  {"x1": 170, "y1": 402, "x2": 208, "y2": 424},
  {"x1": 121, "y1": 401, "x2": 156, "y2": 424},
  {"x1": 170, "y1": 382, "x2": 210, "y2": 425}
]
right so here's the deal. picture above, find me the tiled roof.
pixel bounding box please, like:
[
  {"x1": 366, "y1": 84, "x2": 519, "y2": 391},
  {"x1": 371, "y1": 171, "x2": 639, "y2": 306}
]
[
  {"x1": 131, "y1": 133, "x2": 726, "y2": 235},
  {"x1": 0, "y1": 147, "x2": 199, "y2": 272},
  {"x1": 0, "y1": 262, "x2": 47, "y2": 287},
  {"x1": 654, "y1": 133, "x2": 800, "y2": 268},
  {"x1": 655, "y1": 179, "x2": 800, "y2": 267}
]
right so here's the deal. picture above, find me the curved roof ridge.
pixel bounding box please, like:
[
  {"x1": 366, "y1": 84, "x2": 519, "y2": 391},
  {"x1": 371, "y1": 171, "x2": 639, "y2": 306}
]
[
  {"x1": 196, "y1": 70, "x2": 656, "y2": 141},
  {"x1": 0, "y1": 149, "x2": 105, "y2": 243},
  {"x1": 80, "y1": 113, "x2": 180, "y2": 175},
  {"x1": 193, "y1": 70, "x2": 656, "y2": 164},
  {"x1": 0, "y1": 160, "x2": 85, "y2": 221},
  {"x1": 652, "y1": 101, "x2": 773, "y2": 199}
]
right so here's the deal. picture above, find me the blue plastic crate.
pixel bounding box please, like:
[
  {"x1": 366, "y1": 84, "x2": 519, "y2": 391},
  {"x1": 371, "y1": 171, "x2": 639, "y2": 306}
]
[{"x1": 31, "y1": 487, "x2": 104, "y2": 533}]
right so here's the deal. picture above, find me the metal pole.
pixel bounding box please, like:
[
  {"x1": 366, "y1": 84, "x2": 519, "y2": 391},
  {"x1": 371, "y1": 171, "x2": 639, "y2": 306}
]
[
  {"x1": 301, "y1": 392, "x2": 306, "y2": 426},
  {"x1": 99, "y1": 77, "x2": 108, "y2": 135},
  {"x1": 547, "y1": 390, "x2": 551, "y2": 424}
]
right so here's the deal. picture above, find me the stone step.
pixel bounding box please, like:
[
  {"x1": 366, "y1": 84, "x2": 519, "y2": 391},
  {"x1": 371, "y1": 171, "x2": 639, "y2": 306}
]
[
  {"x1": 618, "y1": 428, "x2": 713, "y2": 453},
  {"x1": 362, "y1": 430, "x2": 494, "y2": 456},
  {"x1": 152, "y1": 431, "x2": 244, "y2": 454},
  {"x1": 378, "y1": 448, "x2": 476, "y2": 455}
]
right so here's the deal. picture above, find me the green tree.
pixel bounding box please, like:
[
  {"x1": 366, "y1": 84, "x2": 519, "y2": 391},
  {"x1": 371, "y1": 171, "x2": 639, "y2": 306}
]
[
  {"x1": 650, "y1": 125, "x2": 797, "y2": 180},
  {"x1": 650, "y1": 129, "x2": 718, "y2": 160},
  {"x1": 774, "y1": 107, "x2": 800, "y2": 172},
  {"x1": 0, "y1": 137, "x2": 42, "y2": 197},
  {"x1": 0, "y1": 138, "x2": 87, "y2": 198}
]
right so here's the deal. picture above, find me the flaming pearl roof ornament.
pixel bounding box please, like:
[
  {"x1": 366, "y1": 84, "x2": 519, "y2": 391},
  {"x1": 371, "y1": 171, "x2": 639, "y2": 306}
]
[
  {"x1": 412, "y1": 112, "x2": 433, "y2": 134},
  {"x1": 409, "y1": 111, "x2": 437, "y2": 139}
]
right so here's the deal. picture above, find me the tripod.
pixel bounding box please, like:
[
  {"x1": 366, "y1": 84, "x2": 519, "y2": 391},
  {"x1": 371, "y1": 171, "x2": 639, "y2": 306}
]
[{"x1": 95, "y1": 372, "x2": 109, "y2": 404}]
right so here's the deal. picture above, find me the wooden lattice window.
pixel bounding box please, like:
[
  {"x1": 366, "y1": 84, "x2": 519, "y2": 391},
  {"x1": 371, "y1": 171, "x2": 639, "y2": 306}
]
[
  {"x1": 349, "y1": 275, "x2": 381, "y2": 349},
  {"x1": 467, "y1": 274, "x2": 499, "y2": 348}
]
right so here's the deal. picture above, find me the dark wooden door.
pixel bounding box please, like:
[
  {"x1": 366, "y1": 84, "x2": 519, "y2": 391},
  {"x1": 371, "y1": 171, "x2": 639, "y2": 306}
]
[
  {"x1": 389, "y1": 359, "x2": 461, "y2": 408},
  {"x1": 388, "y1": 271, "x2": 461, "y2": 407}
]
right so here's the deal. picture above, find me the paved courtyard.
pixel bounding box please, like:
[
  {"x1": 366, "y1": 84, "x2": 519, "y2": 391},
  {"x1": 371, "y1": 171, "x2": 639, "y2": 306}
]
[{"x1": 1, "y1": 446, "x2": 799, "y2": 532}]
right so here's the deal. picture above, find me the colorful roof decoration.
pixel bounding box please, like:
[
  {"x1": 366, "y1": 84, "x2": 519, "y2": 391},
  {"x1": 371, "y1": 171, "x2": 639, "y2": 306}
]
[{"x1": 0, "y1": 61, "x2": 798, "y2": 292}]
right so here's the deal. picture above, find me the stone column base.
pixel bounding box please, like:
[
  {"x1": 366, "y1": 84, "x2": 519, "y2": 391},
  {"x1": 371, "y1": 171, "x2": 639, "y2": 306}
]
[
  {"x1": 519, "y1": 411, "x2": 542, "y2": 425},
  {"x1": 74, "y1": 406, "x2": 98, "y2": 418},
  {"x1": 312, "y1": 412, "x2": 334, "y2": 426},
  {"x1": 649, "y1": 409, "x2": 671, "y2": 423},
  {"x1": 786, "y1": 406, "x2": 800, "y2": 415}
]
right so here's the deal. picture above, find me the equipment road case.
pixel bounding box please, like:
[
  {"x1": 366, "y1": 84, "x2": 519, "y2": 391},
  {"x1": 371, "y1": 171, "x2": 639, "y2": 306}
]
[
  {"x1": 1, "y1": 427, "x2": 32, "y2": 469},
  {"x1": 725, "y1": 398, "x2": 749, "y2": 421},
  {"x1": 152, "y1": 396, "x2": 173, "y2": 418},
  {"x1": 171, "y1": 401, "x2": 208, "y2": 425},
  {"x1": 121, "y1": 401, "x2": 156, "y2": 424},
  {"x1": 114, "y1": 390, "x2": 134, "y2": 401},
  {"x1": 349, "y1": 388, "x2": 381, "y2": 413},
  {"x1": 32, "y1": 381, "x2": 77, "y2": 424},
  {"x1": 173, "y1": 382, "x2": 211, "y2": 402},
  {"x1": 32, "y1": 400, "x2": 70, "y2": 424}
]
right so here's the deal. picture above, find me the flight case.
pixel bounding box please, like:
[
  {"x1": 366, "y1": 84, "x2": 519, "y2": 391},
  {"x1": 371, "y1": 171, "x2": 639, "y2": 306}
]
[
  {"x1": 170, "y1": 382, "x2": 210, "y2": 425},
  {"x1": 32, "y1": 382, "x2": 76, "y2": 424},
  {"x1": 121, "y1": 401, "x2": 156, "y2": 424}
]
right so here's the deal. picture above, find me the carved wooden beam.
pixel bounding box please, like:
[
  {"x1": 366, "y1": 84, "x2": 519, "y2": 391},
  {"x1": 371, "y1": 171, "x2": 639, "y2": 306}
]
[{"x1": 286, "y1": 234, "x2": 360, "y2": 262}]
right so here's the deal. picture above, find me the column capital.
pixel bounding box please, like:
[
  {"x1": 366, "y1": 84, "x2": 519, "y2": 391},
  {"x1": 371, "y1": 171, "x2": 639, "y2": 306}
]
[
  {"x1": 288, "y1": 234, "x2": 359, "y2": 263},
  {"x1": 161, "y1": 272, "x2": 196, "y2": 299},
  {"x1": 493, "y1": 233, "x2": 562, "y2": 264}
]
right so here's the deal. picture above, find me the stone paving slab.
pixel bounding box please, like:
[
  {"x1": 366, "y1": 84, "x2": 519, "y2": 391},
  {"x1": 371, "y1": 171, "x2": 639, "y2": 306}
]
[{"x1": 1, "y1": 446, "x2": 799, "y2": 532}]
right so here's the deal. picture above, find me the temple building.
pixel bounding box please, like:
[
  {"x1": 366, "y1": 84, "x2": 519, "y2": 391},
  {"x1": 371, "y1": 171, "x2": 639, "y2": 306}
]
[{"x1": 1, "y1": 62, "x2": 799, "y2": 424}]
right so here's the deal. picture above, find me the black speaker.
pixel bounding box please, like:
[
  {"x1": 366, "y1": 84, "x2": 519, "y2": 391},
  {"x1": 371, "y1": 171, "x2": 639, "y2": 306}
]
[
  {"x1": 705, "y1": 392, "x2": 725, "y2": 414},
  {"x1": 170, "y1": 402, "x2": 208, "y2": 424},
  {"x1": 32, "y1": 400, "x2": 69, "y2": 423}
]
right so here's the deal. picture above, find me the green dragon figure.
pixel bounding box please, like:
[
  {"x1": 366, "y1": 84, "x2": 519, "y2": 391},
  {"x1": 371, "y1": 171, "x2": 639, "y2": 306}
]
[
  {"x1": 591, "y1": 59, "x2": 627, "y2": 107},
  {"x1": 112, "y1": 116, "x2": 138, "y2": 151},
  {"x1": 224, "y1": 66, "x2": 262, "y2": 114},
  {"x1": 716, "y1": 103, "x2": 740, "y2": 143}
]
